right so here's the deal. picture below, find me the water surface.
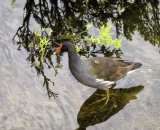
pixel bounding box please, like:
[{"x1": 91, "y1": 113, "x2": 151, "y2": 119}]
[{"x1": 0, "y1": 1, "x2": 160, "y2": 130}]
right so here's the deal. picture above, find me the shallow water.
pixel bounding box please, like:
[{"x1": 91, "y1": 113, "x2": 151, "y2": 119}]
[{"x1": 0, "y1": 1, "x2": 160, "y2": 130}]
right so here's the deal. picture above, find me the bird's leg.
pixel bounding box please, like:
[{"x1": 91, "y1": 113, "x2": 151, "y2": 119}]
[
  {"x1": 88, "y1": 87, "x2": 116, "y2": 106},
  {"x1": 105, "y1": 85, "x2": 118, "y2": 105},
  {"x1": 88, "y1": 89, "x2": 110, "y2": 106},
  {"x1": 104, "y1": 83, "x2": 116, "y2": 105},
  {"x1": 110, "y1": 83, "x2": 116, "y2": 89},
  {"x1": 105, "y1": 88, "x2": 110, "y2": 105}
]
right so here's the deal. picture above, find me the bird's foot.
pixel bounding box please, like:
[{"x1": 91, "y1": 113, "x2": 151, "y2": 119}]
[
  {"x1": 88, "y1": 89, "x2": 116, "y2": 106},
  {"x1": 104, "y1": 88, "x2": 117, "y2": 105}
]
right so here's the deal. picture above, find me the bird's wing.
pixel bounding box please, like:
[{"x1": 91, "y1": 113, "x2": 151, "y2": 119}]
[{"x1": 89, "y1": 57, "x2": 134, "y2": 81}]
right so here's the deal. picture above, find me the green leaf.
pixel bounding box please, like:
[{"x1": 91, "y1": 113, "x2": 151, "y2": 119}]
[
  {"x1": 75, "y1": 45, "x2": 81, "y2": 52},
  {"x1": 82, "y1": 56, "x2": 86, "y2": 59},
  {"x1": 31, "y1": 57, "x2": 39, "y2": 66},
  {"x1": 49, "y1": 29, "x2": 53, "y2": 36},
  {"x1": 87, "y1": 24, "x2": 122, "y2": 48},
  {"x1": 87, "y1": 24, "x2": 92, "y2": 29},
  {"x1": 42, "y1": 28, "x2": 45, "y2": 32}
]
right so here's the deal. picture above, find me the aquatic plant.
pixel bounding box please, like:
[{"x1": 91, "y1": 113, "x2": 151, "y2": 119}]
[
  {"x1": 85, "y1": 24, "x2": 122, "y2": 48},
  {"x1": 56, "y1": 24, "x2": 122, "y2": 53},
  {"x1": 7, "y1": 0, "x2": 16, "y2": 8},
  {"x1": 31, "y1": 28, "x2": 53, "y2": 70},
  {"x1": 31, "y1": 24, "x2": 122, "y2": 68},
  {"x1": 74, "y1": 24, "x2": 122, "y2": 54}
]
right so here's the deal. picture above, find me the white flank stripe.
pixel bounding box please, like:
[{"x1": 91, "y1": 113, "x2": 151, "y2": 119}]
[
  {"x1": 96, "y1": 79, "x2": 114, "y2": 86},
  {"x1": 96, "y1": 79, "x2": 104, "y2": 82},
  {"x1": 127, "y1": 69, "x2": 137, "y2": 74}
]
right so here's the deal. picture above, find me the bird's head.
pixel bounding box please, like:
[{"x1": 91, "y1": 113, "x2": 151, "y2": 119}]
[{"x1": 53, "y1": 41, "x2": 75, "y2": 54}]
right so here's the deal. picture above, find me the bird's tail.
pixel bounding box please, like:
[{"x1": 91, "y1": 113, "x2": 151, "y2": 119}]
[{"x1": 133, "y1": 63, "x2": 142, "y2": 70}]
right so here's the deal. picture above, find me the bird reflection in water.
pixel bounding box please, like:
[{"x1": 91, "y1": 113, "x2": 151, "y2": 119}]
[{"x1": 76, "y1": 85, "x2": 144, "y2": 130}]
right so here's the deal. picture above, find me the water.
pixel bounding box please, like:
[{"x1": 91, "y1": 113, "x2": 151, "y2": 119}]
[{"x1": 0, "y1": 1, "x2": 160, "y2": 130}]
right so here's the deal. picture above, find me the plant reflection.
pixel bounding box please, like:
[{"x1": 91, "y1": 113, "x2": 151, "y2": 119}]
[
  {"x1": 76, "y1": 85, "x2": 144, "y2": 130},
  {"x1": 13, "y1": 0, "x2": 160, "y2": 47},
  {"x1": 41, "y1": 71, "x2": 58, "y2": 99}
]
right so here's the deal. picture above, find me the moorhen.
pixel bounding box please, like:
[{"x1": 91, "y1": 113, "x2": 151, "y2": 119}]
[{"x1": 54, "y1": 41, "x2": 142, "y2": 103}]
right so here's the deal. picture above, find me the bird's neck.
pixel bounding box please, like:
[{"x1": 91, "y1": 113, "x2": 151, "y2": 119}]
[
  {"x1": 68, "y1": 50, "x2": 81, "y2": 64},
  {"x1": 64, "y1": 42, "x2": 82, "y2": 65}
]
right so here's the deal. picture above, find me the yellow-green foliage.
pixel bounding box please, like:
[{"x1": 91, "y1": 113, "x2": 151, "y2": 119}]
[
  {"x1": 75, "y1": 45, "x2": 81, "y2": 52},
  {"x1": 74, "y1": 24, "x2": 122, "y2": 55},
  {"x1": 31, "y1": 28, "x2": 53, "y2": 69},
  {"x1": 7, "y1": 0, "x2": 16, "y2": 8},
  {"x1": 32, "y1": 24, "x2": 122, "y2": 65},
  {"x1": 85, "y1": 0, "x2": 89, "y2": 5},
  {"x1": 87, "y1": 24, "x2": 122, "y2": 48}
]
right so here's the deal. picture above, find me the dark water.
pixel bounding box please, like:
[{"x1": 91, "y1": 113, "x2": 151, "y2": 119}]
[{"x1": 0, "y1": 0, "x2": 160, "y2": 130}]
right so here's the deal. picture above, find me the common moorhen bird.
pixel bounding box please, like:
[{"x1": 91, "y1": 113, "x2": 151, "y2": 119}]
[{"x1": 54, "y1": 41, "x2": 142, "y2": 103}]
